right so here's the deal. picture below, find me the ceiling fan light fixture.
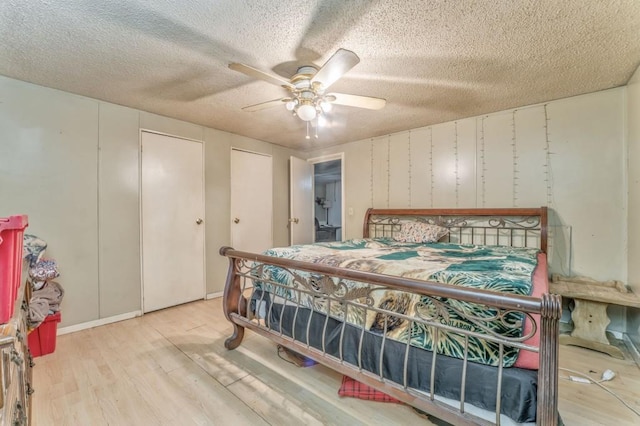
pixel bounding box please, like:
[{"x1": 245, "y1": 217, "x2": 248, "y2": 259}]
[
  {"x1": 296, "y1": 103, "x2": 317, "y2": 121},
  {"x1": 284, "y1": 99, "x2": 298, "y2": 111},
  {"x1": 230, "y1": 49, "x2": 385, "y2": 136}
]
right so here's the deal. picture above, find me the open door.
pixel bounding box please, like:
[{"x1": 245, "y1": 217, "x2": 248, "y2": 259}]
[{"x1": 289, "y1": 156, "x2": 314, "y2": 245}]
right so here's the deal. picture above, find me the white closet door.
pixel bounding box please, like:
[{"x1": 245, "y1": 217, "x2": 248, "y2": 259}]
[
  {"x1": 141, "y1": 131, "x2": 205, "y2": 313},
  {"x1": 230, "y1": 149, "x2": 273, "y2": 253}
]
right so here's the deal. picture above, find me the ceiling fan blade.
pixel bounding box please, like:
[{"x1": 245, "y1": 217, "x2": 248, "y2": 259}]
[
  {"x1": 311, "y1": 49, "x2": 360, "y2": 89},
  {"x1": 327, "y1": 93, "x2": 386, "y2": 110},
  {"x1": 229, "y1": 63, "x2": 294, "y2": 89},
  {"x1": 241, "y1": 98, "x2": 289, "y2": 112}
]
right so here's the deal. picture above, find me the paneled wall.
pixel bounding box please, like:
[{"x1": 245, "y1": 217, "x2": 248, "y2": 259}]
[
  {"x1": 0, "y1": 80, "x2": 101, "y2": 326},
  {"x1": 309, "y1": 88, "x2": 627, "y2": 331},
  {"x1": 0, "y1": 75, "x2": 297, "y2": 327}
]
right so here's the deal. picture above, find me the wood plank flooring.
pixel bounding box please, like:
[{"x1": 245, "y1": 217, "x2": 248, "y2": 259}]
[{"x1": 32, "y1": 298, "x2": 640, "y2": 425}]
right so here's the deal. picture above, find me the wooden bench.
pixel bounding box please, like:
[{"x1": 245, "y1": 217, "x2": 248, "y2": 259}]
[{"x1": 550, "y1": 274, "x2": 640, "y2": 359}]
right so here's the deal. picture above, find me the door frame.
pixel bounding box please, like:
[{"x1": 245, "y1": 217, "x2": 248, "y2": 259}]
[
  {"x1": 307, "y1": 152, "x2": 345, "y2": 240},
  {"x1": 139, "y1": 129, "x2": 207, "y2": 313}
]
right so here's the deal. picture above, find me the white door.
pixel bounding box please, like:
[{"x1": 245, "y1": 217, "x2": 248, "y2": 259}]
[
  {"x1": 230, "y1": 149, "x2": 273, "y2": 253},
  {"x1": 141, "y1": 131, "x2": 205, "y2": 313},
  {"x1": 290, "y1": 156, "x2": 314, "y2": 245}
]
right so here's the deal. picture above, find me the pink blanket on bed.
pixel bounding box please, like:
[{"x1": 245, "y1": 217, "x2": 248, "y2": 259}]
[{"x1": 514, "y1": 252, "x2": 548, "y2": 370}]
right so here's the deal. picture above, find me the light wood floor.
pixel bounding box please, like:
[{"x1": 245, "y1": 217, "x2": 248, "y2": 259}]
[{"x1": 32, "y1": 298, "x2": 640, "y2": 425}]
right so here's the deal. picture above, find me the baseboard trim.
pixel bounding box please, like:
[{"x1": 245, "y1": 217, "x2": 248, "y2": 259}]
[
  {"x1": 57, "y1": 294, "x2": 224, "y2": 335},
  {"x1": 206, "y1": 291, "x2": 223, "y2": 299},
  {"x1": 57, "y1": 311, "x2": 142, "y2": 336}
]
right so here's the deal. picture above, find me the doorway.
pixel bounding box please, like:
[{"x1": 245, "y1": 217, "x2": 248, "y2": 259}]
[
  {"x1": 140, "y1": 131, "x2": 205, "y2": 313},
  {"x1": 312, "y1": 158, "x2": 343, "y2": 242}
]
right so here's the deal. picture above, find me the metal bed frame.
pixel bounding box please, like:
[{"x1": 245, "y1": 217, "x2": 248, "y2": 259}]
[{"x1": 220, "y1": 207, "x2": 561, "y2": 425}]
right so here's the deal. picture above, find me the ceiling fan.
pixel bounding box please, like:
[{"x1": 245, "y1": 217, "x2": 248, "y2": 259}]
[{"x1": 229, "y1": 49, "x2": 386, "y2": 125}]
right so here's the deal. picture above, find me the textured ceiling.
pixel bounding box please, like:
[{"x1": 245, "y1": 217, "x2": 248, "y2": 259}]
[{"x1": 1, "y1": 0, "x2": 639, "y2": 150}]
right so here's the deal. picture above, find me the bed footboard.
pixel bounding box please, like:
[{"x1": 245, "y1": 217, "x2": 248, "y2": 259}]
[
  {"x1": 219, "y1": 245, "x2": 561, "y2": 426},
  {"x1": 221, "y1": 248, "x2": 246, "y2": 350}
]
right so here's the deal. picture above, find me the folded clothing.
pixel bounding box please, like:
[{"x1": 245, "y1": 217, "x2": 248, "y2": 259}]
[
  {"x1": 28, "y1": 298, "x2": 49, "y2": 328},
  {"x1": 28, "y1": 280, "x2": 64, "y2": 328},
  {"x1": 23, "y1": 234, "x2": 47, "y2": 267},
  {"x1": 29, "y1": 259, "x2": 59, "y2": 281}
]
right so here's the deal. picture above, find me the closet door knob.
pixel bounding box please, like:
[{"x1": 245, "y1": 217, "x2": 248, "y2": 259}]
[
  {"x1": 196, "y1": 218, "x2": 203, "y2": 225},
  {"x1": 233, "y1": 218, "x2": 240, "y2": 224}
]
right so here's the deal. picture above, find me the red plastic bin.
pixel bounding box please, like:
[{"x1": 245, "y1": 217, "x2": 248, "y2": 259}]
[
  {"x1": 28, "y1": 311, "x2": 61, "y2": 357},
  {"x1": 0, "y1": 215, "x2": 29, "y2": 324}
]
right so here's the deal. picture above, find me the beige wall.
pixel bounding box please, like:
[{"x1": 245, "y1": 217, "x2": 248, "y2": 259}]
[
  {"x1": 627, "y1": 65, "x2": 640, "y2": 341},
  {"x1": 309, "y1": 88, "x2": 628, "y2": 331},
  {"x1": 0, "y1": 75, "x2": 298, "y2": 327}
]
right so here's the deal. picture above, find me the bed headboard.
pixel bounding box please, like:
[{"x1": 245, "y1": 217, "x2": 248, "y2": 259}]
[{"x1": 363, "y1": 207, "x2": 548, "y2": 253}]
